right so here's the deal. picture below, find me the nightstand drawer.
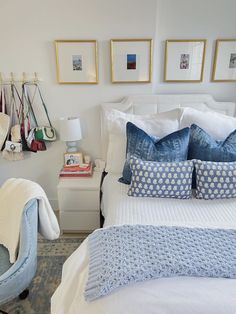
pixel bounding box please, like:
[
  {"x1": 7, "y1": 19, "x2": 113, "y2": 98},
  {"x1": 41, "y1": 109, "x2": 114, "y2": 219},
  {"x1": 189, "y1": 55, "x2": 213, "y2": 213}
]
[
  {"x1": 58, "y1": 189, "x2": 99, "y2": 212},
  {"x1": 60, "y1": 211, "x2": 100, "y2": 231},
  {"x1": 57, "y1": 170, "x2": 103, "y2": 232}
]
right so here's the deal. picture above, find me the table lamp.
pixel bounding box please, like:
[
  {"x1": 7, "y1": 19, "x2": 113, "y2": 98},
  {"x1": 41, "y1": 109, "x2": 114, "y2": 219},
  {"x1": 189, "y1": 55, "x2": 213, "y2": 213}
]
[{"x1": 59, "y1": 117, "x2": 82, "y2": 153}]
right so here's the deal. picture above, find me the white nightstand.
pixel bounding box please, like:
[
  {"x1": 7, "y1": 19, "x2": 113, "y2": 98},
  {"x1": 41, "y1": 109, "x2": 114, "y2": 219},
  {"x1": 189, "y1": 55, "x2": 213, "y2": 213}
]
[{"x1": 57, "y1": 171, "x2": 103, "y2": 232}]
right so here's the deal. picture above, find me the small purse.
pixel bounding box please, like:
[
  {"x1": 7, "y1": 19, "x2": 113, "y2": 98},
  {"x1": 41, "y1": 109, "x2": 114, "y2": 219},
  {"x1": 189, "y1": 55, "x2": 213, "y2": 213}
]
[
  {"x1": 35, "y1": 126, "x2": 56, "y2": 141},
  {"x1": 31, "y1": 138, "x2": 46, "y2": 152},
  {"x1": 23, "y1": 127, "x2": 46, "y2": 153},
  {"x1": 27, "y1": 127, "x2": 46, "y2": 152},
  {"x1": 34, "y1": 85, "x2": 56, "y2": 142},
  {"x1": 5, "y1": 140, "x2": 22, "y2": 152}
]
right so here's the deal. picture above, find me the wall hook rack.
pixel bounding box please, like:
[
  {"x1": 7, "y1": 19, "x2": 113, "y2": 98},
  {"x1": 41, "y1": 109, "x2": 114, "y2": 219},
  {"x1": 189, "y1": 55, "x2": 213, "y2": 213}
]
[{"x1": 0, "y1": 72, "x2": 43, "y2": 84}]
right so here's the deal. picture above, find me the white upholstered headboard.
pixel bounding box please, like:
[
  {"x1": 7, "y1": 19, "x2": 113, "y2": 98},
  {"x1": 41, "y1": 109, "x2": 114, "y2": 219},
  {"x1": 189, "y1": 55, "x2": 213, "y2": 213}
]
[{"x1": 100, "y1": 94, "x2": 236, "y2": 160}]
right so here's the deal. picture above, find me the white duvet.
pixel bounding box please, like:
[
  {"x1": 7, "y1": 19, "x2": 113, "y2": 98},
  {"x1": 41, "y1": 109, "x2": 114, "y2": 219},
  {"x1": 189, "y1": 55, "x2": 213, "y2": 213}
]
[{"x1": 51, "y1": 174, "x2": 236, "y2": 314}]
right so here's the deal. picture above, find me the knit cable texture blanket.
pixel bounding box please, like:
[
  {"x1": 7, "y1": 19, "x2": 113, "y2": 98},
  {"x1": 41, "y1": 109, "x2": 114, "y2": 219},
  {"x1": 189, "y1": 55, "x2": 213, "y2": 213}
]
[{"x1": 85, "y1": 225, "x2": 236, "y2": 301}]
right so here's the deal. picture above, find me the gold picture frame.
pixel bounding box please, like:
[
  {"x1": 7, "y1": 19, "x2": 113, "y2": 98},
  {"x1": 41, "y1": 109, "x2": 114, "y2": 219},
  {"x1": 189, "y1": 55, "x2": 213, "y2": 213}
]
[
  {"x1": 55, "y1": 40, "x2": 98, "y2": 84},
  {"x1": 110, "y1": 39, "x2": 153, "y2": 83},
  {"x1": 212, "y1": 39, "x2": 236, "y2": 82},
  {"x1": 164, "y1": 39, "x2": 206, "y2": 83}
]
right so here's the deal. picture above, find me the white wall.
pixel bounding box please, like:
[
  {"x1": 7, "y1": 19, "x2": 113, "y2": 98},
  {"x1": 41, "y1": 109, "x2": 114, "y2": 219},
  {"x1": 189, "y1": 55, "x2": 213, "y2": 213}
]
[
  {"x1": 153, "y1": 0, "x2": 236, "y2": 101},
  {"x1": 0, "y1": 0, "x2": 235, "y2": 207},
  {"x1": 0, "y1": 0, "x2": 157, "y2": 207}
]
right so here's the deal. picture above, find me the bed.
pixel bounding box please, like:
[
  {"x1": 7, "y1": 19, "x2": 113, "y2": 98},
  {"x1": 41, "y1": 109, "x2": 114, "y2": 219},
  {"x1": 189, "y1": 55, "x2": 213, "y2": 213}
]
[{"x1": 51, "y1": 94, "x2": 236, "y2": 314}]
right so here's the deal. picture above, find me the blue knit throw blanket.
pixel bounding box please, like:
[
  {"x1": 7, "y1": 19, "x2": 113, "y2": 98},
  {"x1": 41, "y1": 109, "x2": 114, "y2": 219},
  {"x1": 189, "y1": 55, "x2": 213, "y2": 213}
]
[{"x1": 84, "y1": 225, "x2": 236, "y2": 301}]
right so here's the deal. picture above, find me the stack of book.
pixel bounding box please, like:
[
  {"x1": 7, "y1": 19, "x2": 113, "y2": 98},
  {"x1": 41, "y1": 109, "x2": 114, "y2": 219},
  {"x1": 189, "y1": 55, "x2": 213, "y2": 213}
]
[{"x1": 59, "y1": 163, "x2": 93, "y2": 177}]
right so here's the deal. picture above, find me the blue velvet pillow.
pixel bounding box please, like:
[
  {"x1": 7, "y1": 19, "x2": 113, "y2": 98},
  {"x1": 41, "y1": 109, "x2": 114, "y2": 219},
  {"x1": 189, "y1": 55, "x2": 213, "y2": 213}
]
[
  {"x1": 128, "y1": 157, "x2": 194, "y2": 199},
  {"x1": 119, "y1": 122, "x2": 190, "y2": 184},
  {"x1": 188, "y1": 124, "x2": 236, "y2": 161}
]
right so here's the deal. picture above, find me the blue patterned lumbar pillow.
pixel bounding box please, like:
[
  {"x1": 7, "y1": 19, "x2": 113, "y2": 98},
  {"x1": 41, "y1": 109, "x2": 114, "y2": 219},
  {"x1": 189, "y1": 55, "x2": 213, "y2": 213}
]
[
  {"x1": 128, "y1": 157, "x2": 193, "y2": 199},
  {"x1": 188, "y1": 124, "x2": 236, "y2": 161},
  {"x1": 119, "y1": 122, "x2": 190, "y2": 184},
  {"x1": 194, "y1": 160, "x2": 236, "y2": 200}
]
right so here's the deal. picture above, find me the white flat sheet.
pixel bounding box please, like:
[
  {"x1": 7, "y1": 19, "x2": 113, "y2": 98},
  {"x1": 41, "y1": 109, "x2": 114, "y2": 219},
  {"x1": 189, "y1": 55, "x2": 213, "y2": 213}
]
[
  {"x1": 51, "y1": 174, "x2": 236, "y2": 314},
  {"x1": 102, "y1": 174, "x2": 236, "y2": 229}
]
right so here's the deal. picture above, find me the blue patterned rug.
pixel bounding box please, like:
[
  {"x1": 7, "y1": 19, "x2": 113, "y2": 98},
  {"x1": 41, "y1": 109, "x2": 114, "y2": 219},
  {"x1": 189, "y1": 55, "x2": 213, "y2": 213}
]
[{"x1": 1, "y1": 236, "x2": 86, "y2": 314}]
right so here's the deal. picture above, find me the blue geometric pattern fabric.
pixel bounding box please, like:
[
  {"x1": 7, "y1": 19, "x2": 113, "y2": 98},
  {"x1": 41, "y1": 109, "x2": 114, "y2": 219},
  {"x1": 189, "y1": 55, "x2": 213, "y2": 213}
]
[
  {"x1": 119, "y1": 122, "x2": 190, "y2": 184},
  {"x1": 84, "y1": 225, "x2": 236, "y2": 301},
  {"x1": 128, "y1": 157, "x2": 193, "y2": 199},
  {"x1": 195, "y1": 160, "x2": 236, "y2": 200}
]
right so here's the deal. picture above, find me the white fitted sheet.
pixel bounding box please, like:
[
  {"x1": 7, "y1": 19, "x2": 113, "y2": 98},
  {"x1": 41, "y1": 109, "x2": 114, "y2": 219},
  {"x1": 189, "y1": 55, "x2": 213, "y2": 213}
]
[
  {"x1": 52, "y1": 173, "x2": 236, "y2": 314},
  {"x1": 102, "y1": 173, "x2": 236, "y2": 229}
]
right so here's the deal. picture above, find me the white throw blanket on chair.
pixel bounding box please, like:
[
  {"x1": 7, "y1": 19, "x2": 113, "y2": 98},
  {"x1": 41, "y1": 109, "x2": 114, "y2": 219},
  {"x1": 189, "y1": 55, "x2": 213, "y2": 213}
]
[{"x1": 0, "y1": 178, "x2": 60, "y2": 263}]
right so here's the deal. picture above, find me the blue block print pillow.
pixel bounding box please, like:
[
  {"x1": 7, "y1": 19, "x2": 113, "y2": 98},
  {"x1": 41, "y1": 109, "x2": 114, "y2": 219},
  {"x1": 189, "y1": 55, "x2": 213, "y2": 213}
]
[
  {"x1": 119, "y1": 122, "x2": 190, "y2": 184},
  {"x1": 128, "y1": 157, "x2": 194, "y2": 199},
  {"x1": 194, "y1": 160, "x2": 236, "y2": 200},
  {"x1": 188, "y1": 124, "x2": 236, "y2": 161}
]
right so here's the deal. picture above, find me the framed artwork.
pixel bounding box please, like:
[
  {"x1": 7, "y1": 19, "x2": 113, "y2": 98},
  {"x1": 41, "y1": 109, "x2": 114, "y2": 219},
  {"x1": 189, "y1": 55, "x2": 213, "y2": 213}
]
[
  {"x1": 212, "y1": 39, "x2": 236, "y2": 82},
  {"x1": 55, "y1": 40, "x2": 98, "y2": 84},
  {"x1": 110, "y1": 39, "x2": 153, "y2": 83},
  {"x1": 64, "y1": 152, "x2": 83, "y2": 166},
  {"x1": 164, "y1": 39, "x2": 206, "y2": 82}
]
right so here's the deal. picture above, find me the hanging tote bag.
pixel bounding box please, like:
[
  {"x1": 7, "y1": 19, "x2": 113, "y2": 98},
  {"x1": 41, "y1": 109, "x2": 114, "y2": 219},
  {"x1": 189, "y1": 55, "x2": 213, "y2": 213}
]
[
  {"x1": 10, "y1": 84, "x2": 22, "y2": 143},
  {"x1": 33, "y1": 84, "x2": 56, "y2": 142},
  {"x1": 0, "y1": 85, "x2": 10, "y2": 150},
  {"x1": 21, "y1": 83, "x2": 36, "y2": 151},
  {"x1": 2, "y1": 85, "x2": 24, "y2": 161},
  {"x1": 22, "y1": 84, "x2": 46, "y2": 152}
]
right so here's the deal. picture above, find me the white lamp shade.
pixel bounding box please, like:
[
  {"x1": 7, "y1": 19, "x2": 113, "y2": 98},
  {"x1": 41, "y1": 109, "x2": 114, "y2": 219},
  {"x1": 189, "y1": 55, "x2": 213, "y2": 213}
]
[{"x1": 59, "y1": 117, "x2": 82, "y2": 142}]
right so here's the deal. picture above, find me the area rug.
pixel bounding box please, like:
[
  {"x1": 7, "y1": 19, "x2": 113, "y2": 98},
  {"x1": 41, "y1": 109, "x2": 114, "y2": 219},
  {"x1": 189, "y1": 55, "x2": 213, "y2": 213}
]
[{"x1": 1, "y1": 235, "x2": 86, "y2": 314}]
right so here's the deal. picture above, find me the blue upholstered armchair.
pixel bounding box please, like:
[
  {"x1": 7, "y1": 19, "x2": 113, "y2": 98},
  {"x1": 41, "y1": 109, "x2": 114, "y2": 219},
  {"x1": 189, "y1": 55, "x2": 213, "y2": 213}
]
[{"x1": 0, "y1": 199, "x2": 38, "y2": 312}]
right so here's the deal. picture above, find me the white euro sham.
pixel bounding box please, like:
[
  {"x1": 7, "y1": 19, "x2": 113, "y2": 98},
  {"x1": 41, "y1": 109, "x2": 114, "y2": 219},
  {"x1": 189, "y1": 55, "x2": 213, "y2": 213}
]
[{"x1": 180, "y1": 107, "x2": 236, "y2": 140}]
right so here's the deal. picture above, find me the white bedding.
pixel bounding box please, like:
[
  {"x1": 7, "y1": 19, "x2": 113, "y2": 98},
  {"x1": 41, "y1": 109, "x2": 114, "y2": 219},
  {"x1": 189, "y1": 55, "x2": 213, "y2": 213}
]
[
  {"x1": 102, "y1": 174, "x2": 236, "y2": 229},
  {"x1": 51, "y1": 174, "x2": 236, "y2": 314}
]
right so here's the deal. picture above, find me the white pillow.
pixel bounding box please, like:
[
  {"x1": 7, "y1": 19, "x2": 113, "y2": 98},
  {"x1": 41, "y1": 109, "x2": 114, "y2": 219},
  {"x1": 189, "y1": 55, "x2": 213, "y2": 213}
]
[
  {"x1": 179, "y1": 103, "x2": 230, "y2": 115},
  {"x1": 156, "y1": 102, "x2": 209, "y2": 113},
  {"x1": 179, "y1": 103, "x2": 210, "y2": 111},
  {"x1": 105, "y1": 108, "x2": 181, "y2": 173},
  {"x1": 180, "y1": 107, "x2": 236, "y2": 140}
]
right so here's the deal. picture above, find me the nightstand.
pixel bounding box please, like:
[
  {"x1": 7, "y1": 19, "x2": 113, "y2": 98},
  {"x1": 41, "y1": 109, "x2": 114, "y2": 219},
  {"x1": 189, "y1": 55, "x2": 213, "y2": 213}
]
[{"x1": 57, "y1": 171, "x2": 103, "y2": 232}]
